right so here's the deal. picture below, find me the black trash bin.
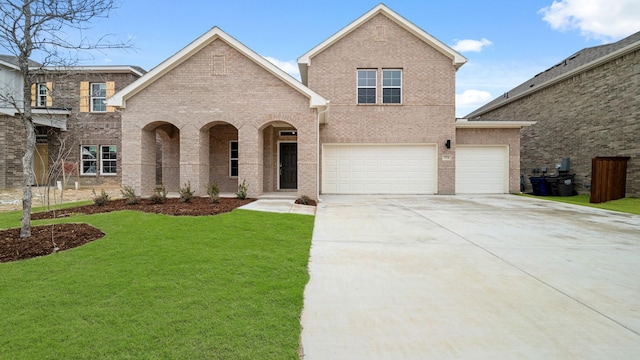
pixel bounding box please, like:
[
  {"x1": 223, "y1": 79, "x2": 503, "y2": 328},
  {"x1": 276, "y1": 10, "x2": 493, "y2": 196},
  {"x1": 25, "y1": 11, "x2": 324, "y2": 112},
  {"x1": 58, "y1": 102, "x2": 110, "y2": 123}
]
[
  {"x1": 545, "y1": 177, "x2": 560, "y2": 196},
  {"x1": 557, "y1": 175, "x2": 575, "y2": 196},
  {"x1": 529, "y1": 177, "x2": 548, "y2": 196}
]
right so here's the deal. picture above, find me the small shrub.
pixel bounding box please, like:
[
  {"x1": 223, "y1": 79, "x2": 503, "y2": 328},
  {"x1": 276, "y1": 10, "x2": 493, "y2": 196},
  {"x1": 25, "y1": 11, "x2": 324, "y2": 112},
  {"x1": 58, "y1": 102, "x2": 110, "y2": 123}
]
[
  {"x1": 207, "y1": 182, "x2": 220, "y2": 203},
  {"x1": 150, "y1": 185, "x2": 167, "y2": 204},
  {"x1": 179, "y1": 181, "x2": 194, "y2": 203},
  {"x1": 120, "y1": 185, "x2": 138, "y2": 205},
  {"x1": 92, "y1": 189, "x2": 110, "y2": 206},
  {"x1": 236, "y1": 179, "x2": 248, "y2": 200},
  {"x1": 295, "y1": 195, "x2": 317, "y2": 206}
]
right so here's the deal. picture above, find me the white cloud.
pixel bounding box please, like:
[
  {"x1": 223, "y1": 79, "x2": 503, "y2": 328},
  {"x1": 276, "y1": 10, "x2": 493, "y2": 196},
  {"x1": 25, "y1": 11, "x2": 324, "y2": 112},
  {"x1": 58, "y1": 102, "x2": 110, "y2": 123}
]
[
  {"x1": 451, "y1": 38, "x2": 492, "y2": 53},
  {"x1": 539, "y1": 0, "x2": 640, "y2": 40},
  {"x1": 264, "y1": 57, "x2": 300, "y2": 80},
  {"x1": 456, "y1": 89, "x2": 493, "y2": 109}
]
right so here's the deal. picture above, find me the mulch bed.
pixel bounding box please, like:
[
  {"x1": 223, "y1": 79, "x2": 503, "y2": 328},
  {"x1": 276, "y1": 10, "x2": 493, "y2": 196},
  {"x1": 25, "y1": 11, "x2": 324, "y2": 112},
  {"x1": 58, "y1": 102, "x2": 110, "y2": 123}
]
[{"x1": 1, "y1": 197, "x2": 255, "y2": 263}]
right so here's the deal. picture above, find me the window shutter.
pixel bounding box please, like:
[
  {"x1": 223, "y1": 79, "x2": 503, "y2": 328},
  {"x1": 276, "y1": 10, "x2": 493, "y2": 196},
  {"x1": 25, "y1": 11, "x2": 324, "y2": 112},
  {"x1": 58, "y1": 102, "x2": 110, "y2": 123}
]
[
  {"x1": 30, "y1": 84, "x2": 36, "y2": 107},
  {"x1": 46, "y1": 81, "x2": 53, "y2": 107},
  {"x1": 79, "y1": 81, "x2": 89, "y2": 112},
  {"x1": 105, "y1": 81, "x2": 116, "y2": 112}
]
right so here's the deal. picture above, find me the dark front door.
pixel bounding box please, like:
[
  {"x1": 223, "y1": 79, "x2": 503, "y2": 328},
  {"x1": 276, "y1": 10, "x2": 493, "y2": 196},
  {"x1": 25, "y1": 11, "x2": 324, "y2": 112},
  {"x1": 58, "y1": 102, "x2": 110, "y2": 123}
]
[{"x1": 279, "y1": 143, "x2": 297, "y2": 189}]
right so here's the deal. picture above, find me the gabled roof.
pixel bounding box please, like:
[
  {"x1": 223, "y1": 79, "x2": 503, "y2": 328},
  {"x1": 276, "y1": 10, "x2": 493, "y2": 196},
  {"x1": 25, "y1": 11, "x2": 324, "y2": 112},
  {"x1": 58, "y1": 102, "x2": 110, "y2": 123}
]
[
  {"x1": 108, "y1": 27, "x2": 328, "y2": 109},
  {"x1": 466, "y1": 30, "x2": 640, "y2": 118},
  {"x1": 297, "y1": 3, "x2": 467, "y2": 84}
]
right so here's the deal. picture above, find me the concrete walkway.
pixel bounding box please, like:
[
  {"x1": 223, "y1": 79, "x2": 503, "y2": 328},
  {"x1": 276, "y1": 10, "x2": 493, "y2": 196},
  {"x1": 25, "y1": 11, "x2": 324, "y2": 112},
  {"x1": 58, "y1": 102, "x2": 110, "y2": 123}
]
[{"x1": 300, "y1": 195, "x2": 640, "y2": 359}]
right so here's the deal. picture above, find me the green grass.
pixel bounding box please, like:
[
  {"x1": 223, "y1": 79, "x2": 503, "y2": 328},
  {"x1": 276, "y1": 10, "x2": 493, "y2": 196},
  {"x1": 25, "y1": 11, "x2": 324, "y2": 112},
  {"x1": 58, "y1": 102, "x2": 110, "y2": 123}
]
[
  {"x1": 0, "y1": 209, "x2": 314, "y2": 359},
  {"x1": 519, "y1": 194, "x2": 640, "y2": 215}
]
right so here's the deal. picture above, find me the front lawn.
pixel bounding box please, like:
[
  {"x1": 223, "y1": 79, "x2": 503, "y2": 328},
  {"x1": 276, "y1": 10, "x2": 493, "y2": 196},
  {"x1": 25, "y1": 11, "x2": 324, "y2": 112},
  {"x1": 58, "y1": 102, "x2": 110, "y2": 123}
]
[
  {"x1": 0, "y1": 209, "x2": 313, "y2": 359},
  {"x1": 520, "y1": 194, "x2": 640, "y2": 215}
]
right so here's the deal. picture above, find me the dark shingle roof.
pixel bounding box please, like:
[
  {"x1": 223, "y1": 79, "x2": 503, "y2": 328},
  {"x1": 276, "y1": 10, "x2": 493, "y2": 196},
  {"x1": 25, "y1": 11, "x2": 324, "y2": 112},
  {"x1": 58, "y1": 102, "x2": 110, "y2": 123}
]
[
  {"x1": 465, "y1": 31, "x2": 640, "y2": 118},
  {"x1": 0, "y1": 54, "x2": 42, "y2": 68}
]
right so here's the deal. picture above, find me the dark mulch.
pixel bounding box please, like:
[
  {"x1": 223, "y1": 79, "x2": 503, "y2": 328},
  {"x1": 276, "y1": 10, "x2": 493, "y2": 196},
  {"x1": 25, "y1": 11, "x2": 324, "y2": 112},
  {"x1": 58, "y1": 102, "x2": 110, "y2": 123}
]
[{"x1": 1, "y1": 197, "x2": 255, "y2": 263}]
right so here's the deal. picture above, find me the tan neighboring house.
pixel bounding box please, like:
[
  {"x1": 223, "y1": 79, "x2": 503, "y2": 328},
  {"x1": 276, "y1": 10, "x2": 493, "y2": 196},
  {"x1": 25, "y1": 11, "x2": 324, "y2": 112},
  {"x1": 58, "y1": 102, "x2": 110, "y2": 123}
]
[
  {"x1": 109, "y1": 4, "x2": 533, "y2": 199},
  {"x1": 0, "y1": 56, "x2": 144, "y2": 189}
]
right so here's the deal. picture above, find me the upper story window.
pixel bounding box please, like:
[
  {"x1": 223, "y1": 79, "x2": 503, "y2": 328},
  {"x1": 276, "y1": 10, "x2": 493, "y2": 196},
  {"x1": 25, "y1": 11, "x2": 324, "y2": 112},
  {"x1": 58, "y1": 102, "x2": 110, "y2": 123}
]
[
  {"x1": 357, "y1": 69, "x2": 377, "y2": 104},
  {"x1": 382, "y1": 69, "x2": 402, "y2": 104},
  {"x1": 357, "y1": 69, "x2": 403, "y2": 104},
  {"x1": 37, "y1": 84, "x2": 48, "y2": 107},
  {"x1": 31, "y1": 82, "x2": 52, "y2": 108},
  {"x1": 91, "y1": 83, "x2": 107, "y2": 112}
]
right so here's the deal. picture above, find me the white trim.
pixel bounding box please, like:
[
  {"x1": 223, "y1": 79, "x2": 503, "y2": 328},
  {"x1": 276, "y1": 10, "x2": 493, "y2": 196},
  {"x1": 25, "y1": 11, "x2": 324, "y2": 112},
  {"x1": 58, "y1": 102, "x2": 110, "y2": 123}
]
[
  {"x1": 39, "y1": 65, "x2": 145, "y2": 77},
  {"x1": 277, "y1": 141, "x2": 297, "y2": 190},
  {"x1": 455, "y1": 119, "x2": 536, "y2": 129},
  {"x1": 298, "y1": 4, "x2": 466, "y2": 83},
  {"x1": 108, "y1": 27, "x2": 328, "y2": 109}
]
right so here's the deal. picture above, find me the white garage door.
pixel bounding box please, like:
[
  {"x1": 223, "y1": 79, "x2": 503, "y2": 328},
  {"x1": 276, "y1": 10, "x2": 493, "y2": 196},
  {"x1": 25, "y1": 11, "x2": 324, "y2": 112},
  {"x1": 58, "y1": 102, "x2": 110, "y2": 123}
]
[
  {"x1": 456, "y1": 146, "x2": 508, "y2": 193},
  {"x1": 322, "y1": 144, "x2": 437, "y2": 194}
]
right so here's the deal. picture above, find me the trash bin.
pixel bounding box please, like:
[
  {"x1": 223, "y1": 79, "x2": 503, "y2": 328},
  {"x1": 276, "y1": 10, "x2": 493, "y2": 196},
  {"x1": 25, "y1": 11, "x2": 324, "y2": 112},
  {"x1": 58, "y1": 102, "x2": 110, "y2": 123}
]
[
  {"x1": 529, "y1": 177, "x2": 548, "y2": 196},
  {"x1": 557, "y1": 175, "x2": 575, "y2": 196},
  {"x1": 545, "y1": 177, "x2": 560, "y2": 196}
]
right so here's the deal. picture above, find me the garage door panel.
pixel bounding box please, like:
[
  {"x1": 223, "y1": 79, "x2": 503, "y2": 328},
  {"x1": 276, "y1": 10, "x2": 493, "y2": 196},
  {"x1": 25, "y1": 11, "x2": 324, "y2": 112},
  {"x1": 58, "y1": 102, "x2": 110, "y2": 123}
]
[
  {"x1": 456, "y1": 146, "x2": 507, "y2": 194},
  {"x1": 323, "y1": 144, "x2": 436, "y2": 194}
]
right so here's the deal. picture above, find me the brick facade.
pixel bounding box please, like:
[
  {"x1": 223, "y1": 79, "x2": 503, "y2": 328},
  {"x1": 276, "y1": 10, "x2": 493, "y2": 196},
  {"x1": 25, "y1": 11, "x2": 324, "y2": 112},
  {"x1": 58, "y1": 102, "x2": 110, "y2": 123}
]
[
  {"x1": 469, "y1": 49, "x2": 639, "y2": 197},
  {"x1": 307, "y1": 13, "x2": 458, "y2": 194},
  {"x1": 120, "y1": 39, "x2": 318, "y2": 198},
  {"x1": 0, "y1": 69, "x2": 141, "y2": 190}
]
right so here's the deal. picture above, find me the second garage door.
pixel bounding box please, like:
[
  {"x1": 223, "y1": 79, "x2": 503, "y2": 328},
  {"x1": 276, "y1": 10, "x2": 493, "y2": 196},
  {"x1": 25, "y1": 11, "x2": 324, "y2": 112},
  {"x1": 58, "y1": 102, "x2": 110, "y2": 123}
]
[
  {"x1": 322, "y1": 144, "x2": 437, "y2": 194},
  {"x1": 455, "y1": 146, "x2": 508, "y2": 193}
]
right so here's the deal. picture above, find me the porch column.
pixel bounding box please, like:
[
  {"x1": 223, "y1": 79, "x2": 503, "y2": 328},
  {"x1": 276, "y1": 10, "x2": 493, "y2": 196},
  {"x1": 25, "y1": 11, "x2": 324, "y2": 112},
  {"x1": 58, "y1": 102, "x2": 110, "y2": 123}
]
[
  {"x1": 297, "y1": 124, "x2": 318, "y2": 198},
  {"x1": 121, "y1": 121, "x2": 156, "y2": 197},
  {"x1": 161, "y1": 133, "x2": 180, "y2": 193},
  {"x1": 179, "y1": 124, "x2": 209, "y2": 196},
  {"x1": 238, "y1": 126, "x2": 263, "y2": 198}
]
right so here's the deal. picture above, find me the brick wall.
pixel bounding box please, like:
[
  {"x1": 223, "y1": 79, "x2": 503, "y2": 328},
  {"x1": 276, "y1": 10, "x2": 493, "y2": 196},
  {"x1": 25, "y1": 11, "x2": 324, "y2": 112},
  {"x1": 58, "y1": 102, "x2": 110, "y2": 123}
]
[
  {"x1": 0, "y1": 70, "x2": 140, "y2": 190},
  {"x1": 306, "y1": 13, "x2": 457, "y2": 194},
  {"x1": 470, "y1": 50, "x2": 639, "y2": 196},
  {"x1": 121, "y1": 39, "x2": 319, "y2": 198}
]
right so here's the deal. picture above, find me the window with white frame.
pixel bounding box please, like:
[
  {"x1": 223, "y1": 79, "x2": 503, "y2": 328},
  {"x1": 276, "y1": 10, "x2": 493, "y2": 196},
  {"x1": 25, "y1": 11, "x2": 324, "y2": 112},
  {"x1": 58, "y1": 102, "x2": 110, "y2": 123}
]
[
  {"x1": 100, "y1": 145, "x2": 117, "y2": 175},
  {"x1": 37, "y1": 83, "x2": 48, "y2": 107},
  {"x1": 357, "y1": 69, "x2": 377, "y2": 104},
  {"x1": 229, "y1": 141, "x2": 238, "y2": 177},
  {"x1": 91, "y1": 83, "x2": 107, "y2": 112},
  {"x1": 81, "y1": 145, "x2": 97, "y2": 175},
  {"x1": 382, "y1": 69, "x2": 402, "y2": 104}
]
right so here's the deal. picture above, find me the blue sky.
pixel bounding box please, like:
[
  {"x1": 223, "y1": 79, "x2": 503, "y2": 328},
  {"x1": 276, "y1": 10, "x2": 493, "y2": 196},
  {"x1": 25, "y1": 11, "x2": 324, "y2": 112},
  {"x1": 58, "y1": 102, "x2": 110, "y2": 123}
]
[{"x1": 72, "y1": 0, "x2": 640, "y2": 117}]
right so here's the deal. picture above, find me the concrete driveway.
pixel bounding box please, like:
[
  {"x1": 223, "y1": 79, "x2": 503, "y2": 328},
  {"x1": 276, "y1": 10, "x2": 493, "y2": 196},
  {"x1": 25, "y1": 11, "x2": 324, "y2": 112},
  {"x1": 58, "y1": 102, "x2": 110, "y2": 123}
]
[{"x1": 300, "y1": 195, "x2": 640, "y2": 359}]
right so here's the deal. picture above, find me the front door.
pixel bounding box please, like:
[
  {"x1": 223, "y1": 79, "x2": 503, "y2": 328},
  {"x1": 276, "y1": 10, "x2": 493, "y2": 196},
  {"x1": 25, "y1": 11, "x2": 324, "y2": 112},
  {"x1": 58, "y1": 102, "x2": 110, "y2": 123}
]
[{"x1": 279, "y1": 142, "x2": 297, "y2": 189}]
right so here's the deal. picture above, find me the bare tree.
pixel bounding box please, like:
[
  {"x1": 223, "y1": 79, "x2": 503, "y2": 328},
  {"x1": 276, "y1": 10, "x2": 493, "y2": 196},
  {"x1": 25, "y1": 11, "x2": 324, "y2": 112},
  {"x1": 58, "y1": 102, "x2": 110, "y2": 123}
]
[{"x1": 0, "y1": 0, "x2": 130, "y2": 238}]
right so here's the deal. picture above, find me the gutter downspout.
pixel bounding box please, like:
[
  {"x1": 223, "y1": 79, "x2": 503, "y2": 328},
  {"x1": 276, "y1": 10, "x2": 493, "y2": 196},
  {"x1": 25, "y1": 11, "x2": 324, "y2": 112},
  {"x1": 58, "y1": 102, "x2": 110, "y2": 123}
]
[{"x1": 316, "y1": 102, "x2": 329, "y2": 203}]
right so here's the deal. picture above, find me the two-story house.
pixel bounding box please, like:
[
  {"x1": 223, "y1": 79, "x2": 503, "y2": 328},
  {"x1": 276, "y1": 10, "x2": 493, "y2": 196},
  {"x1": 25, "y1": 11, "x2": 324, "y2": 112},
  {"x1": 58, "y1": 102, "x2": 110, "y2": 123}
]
[
  {"x1": 466, "y1": 31, "x2": 640, "y2": 198},
  {"x1": 0, "y1": 57, "x2": 144, "y2": 189},
  {"x1": 108, "y1": 4, "x2": 532, "y2": 199}
]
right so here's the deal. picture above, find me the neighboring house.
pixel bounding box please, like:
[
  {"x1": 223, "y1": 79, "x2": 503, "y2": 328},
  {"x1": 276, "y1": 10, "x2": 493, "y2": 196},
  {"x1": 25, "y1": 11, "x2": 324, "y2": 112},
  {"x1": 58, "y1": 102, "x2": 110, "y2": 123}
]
[
  {"x1": 109, "y1": 4, "x2": 533, "y2": 199},
  {"x1": 0, "y1": 56, "x2": 144, "y2": 189},
  {"x1": 466, "y1": 31, "x2": 640, "y2": 197}
]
